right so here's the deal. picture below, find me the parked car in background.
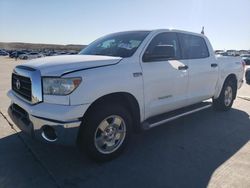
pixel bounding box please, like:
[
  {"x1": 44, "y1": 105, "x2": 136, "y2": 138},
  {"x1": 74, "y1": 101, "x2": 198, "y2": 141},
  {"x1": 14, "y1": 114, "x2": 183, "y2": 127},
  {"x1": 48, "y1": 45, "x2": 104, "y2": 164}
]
[
  {"x1": 241, "y1": 54, "x2": 250, "y2": 65},
  {"x1": 56, "y1": 51, "x2": 68, "y2": 55},
  {"x1": 216, "y1": 52, "x2": 228, "y2": 56},
  {"x1": 226, "y1": 50, "x2": 237, "y2": 56},
  {"x1": 0, "y1": 50, "x2": 9, "y2": 56},
  {"x1": 67, "y1": 50, "x2": 78, "y2": 55},
  {"x1": 42, "y1": 51, "x2": 56, "y2": 56},
  {"x1": 19, "y1": 52, "x2": 44, "y2": 60},
  {"x1": 246, "y1": 68, "x2": 250, "y2": 84},
  {"x1": 9, "y1": 51, "x2": 27, "y2": 59},
  {"x1": 215, "y1": 50, "x2": 225, "y2": 54},
  {"x1": 239, "y1": 50, "x2": 249, "y2": 55}
]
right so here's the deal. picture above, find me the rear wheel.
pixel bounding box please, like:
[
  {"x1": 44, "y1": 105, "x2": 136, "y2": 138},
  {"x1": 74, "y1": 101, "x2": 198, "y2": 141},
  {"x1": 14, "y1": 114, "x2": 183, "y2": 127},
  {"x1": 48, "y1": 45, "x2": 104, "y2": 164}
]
[
  {"x1": 78, "y1": 103, "x2": 132, "y2": 162},
  {"x1": 213, "y1": 79, "x2": 236, "y2": 111}
]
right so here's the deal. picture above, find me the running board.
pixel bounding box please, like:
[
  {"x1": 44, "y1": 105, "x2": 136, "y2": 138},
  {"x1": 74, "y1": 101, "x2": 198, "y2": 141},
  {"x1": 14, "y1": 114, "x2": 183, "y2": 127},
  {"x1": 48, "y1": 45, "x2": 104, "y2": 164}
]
[{"x1": 142, "y1": 102, "x2": 212, "y2": 129}]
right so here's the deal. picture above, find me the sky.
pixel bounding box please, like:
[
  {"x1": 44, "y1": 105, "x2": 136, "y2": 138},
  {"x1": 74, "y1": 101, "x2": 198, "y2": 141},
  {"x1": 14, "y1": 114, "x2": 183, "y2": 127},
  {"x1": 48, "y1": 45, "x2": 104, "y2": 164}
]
[{"x1": 0, "y1": 0, "x2": 249, "y2": 50}]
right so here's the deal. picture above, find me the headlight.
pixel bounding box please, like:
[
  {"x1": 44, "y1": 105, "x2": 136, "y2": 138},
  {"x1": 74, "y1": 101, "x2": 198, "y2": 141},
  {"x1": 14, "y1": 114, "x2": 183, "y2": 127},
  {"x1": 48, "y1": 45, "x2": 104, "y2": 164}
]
[{"x1": 42, "y1": 77, "x2": 82, "y2": 95}]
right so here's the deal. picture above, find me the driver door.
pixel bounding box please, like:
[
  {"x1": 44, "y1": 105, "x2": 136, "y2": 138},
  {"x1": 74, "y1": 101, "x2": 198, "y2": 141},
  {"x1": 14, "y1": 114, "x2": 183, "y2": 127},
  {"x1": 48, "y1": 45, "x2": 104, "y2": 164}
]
[{"x1": 140, "y1": 32, "x2": 189, "y2": 119}]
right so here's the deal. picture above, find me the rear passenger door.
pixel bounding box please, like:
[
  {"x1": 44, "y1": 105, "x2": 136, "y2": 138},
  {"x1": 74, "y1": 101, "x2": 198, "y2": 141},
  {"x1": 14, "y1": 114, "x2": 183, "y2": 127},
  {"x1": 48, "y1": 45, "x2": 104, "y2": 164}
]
[{"x1": 177, "y1": 33, "x2": 219, "y2": 105}]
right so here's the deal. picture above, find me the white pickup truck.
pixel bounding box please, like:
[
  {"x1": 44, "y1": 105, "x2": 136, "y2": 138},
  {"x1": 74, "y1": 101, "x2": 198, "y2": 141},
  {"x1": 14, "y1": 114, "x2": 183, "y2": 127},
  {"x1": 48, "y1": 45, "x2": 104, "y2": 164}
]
[{"x1": 8, "y1": 29, "x2": 245, "y2": 161}]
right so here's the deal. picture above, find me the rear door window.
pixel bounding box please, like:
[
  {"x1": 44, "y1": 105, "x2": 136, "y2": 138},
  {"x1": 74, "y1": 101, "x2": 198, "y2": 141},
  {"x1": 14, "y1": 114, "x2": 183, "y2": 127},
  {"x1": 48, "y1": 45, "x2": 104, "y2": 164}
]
[{"x1": 178, "y1": 33, "x2": 209, "y2": 59}]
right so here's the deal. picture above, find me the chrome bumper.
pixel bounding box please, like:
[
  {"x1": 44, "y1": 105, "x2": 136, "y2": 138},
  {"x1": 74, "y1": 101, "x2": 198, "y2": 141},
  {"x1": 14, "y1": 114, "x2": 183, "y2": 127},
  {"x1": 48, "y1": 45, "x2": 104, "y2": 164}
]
[{"x1": 8, "y1": 103, "x2": 81, "y2": 145}]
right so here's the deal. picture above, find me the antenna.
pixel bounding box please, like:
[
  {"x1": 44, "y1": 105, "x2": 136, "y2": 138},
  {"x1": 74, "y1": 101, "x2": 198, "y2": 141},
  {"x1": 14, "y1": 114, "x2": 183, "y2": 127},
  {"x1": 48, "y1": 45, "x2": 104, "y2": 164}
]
[{"x1": 201, "y1": 26, "x2": 205, "y2": 35}]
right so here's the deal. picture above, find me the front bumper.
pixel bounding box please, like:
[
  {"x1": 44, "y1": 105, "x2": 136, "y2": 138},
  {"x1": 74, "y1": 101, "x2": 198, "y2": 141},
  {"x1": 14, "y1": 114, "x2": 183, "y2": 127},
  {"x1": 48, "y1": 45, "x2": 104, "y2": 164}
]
[{"x1": 8, "y1": 90, "x2": 90, "y2": 145}]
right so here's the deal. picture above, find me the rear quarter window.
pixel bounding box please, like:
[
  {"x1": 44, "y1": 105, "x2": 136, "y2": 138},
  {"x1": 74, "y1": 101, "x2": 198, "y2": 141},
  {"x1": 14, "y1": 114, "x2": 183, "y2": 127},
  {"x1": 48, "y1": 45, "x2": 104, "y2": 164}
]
[{"x1": 178, "y1": 33, "x2": 209, "y2": 59}]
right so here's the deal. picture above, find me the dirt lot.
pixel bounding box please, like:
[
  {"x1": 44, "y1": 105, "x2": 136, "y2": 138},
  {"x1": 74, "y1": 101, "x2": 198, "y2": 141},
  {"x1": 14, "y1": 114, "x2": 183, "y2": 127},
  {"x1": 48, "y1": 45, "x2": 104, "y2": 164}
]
[{"x1": 0, "y1": 56, "x2": 250, "y2": 188}]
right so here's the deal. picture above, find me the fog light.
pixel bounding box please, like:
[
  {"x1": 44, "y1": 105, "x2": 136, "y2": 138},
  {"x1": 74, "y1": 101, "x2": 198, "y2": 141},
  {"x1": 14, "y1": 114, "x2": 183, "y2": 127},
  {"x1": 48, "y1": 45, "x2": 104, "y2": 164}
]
[{"x1": 41, "y1": 125, "x2": 57, "y2": 142}]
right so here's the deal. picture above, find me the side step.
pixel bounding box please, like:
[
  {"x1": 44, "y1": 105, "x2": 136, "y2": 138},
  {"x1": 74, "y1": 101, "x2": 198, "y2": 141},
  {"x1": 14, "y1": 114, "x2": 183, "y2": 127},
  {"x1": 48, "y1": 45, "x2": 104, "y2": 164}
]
[{"x1": 142, "y1": 101, "x2": 212, "y2": 129}]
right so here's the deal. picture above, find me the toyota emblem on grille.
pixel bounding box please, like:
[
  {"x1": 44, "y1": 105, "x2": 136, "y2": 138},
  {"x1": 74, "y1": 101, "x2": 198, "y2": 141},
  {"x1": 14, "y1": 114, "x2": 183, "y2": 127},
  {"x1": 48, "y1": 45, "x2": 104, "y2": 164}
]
[{"x1": 16, "y1": 79, "x2": 21, "y2": 90}]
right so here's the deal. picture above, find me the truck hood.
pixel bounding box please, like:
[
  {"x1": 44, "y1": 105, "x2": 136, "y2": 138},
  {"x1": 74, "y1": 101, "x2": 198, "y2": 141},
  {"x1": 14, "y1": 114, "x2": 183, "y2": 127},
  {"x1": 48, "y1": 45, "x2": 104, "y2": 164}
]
[{"x1": 23, "y1": 55, "x2": 122, "y2": 76}]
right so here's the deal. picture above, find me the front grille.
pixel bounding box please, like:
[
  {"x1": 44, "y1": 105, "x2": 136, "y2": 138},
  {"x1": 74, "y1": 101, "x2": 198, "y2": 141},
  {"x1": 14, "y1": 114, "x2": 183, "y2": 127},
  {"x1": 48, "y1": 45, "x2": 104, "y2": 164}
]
[{"x1": 12, "y1": 73, "x2": 32, "y2": 101}]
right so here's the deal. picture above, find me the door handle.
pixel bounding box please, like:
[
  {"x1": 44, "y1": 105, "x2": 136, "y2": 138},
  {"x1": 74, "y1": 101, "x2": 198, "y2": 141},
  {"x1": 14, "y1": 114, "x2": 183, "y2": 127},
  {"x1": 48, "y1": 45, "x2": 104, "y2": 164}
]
[
  {"x1": 178, "y1": 65, "x2": 188, "y2": 70},
  {"x1": 211, "y1": 63, "x2": 218, "y2": 68}
]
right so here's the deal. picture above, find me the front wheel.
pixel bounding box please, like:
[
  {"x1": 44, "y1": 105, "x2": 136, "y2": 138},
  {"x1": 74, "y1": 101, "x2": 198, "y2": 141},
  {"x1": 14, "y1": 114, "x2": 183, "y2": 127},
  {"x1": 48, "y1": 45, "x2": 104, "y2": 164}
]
[
  {"x1": 78, "y1": 104, "x2": 132, "y2": 162},
  {"x1": 213, "y1": 79, "x2": 236, "y2": 111}
]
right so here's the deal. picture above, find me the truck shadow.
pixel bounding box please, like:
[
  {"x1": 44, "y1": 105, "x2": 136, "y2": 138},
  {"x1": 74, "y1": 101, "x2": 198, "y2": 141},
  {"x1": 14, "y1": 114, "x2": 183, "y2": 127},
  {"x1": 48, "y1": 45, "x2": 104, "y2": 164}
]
[{"x1": 0, "y1": 107, "x2": 249, "y2": 188}]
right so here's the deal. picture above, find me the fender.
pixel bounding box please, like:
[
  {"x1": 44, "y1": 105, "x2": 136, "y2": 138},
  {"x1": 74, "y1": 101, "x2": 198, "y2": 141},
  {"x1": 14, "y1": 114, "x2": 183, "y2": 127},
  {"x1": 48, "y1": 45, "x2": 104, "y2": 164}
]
[{"x1": 213, "y1": 73, "x2": 237, "y2": 99}]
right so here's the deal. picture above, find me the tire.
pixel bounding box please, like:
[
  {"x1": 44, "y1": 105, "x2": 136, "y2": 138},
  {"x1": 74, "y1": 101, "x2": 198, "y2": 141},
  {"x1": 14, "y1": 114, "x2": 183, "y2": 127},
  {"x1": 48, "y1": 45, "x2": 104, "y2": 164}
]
[
  {"x1": 78, "y1": 103, "x2": 132, "y2": 162},
  {"x1": 213, "y1": 79, "x2": 236, "y2": 111}
]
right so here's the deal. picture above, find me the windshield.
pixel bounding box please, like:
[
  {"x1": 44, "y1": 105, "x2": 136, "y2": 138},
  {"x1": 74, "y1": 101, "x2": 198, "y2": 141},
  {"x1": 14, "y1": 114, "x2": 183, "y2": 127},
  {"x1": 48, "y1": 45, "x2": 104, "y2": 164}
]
[{"x1": 79, "y1": 31, "x2": 150, "y2": 58}]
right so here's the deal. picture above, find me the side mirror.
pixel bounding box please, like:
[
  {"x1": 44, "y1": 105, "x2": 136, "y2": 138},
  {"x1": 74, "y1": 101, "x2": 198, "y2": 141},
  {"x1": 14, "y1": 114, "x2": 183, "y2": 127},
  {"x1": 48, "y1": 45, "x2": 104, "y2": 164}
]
[{"x1": 143, "y1": 45, "x2": 176, "y2": 62}]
